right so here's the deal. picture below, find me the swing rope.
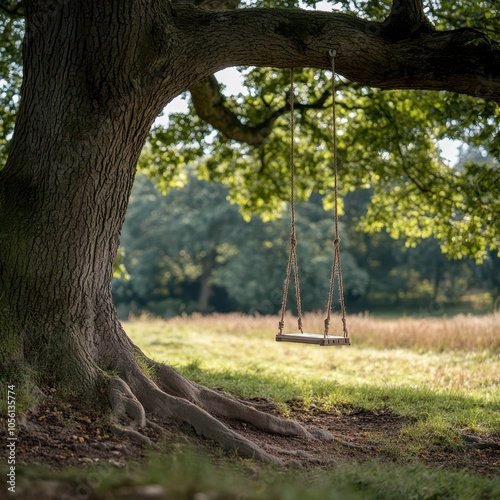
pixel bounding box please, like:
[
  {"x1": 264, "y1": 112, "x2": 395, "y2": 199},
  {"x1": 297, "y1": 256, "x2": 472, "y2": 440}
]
[
  {"x1": 278, "y1": 51, "x2": 348, "y2": 340},
  {"x1": 278, "y1": 67, "x2": 304, "y2": 335},
  {"x1": 324, "y1": 50, "x2": 348, "y2": 339}
]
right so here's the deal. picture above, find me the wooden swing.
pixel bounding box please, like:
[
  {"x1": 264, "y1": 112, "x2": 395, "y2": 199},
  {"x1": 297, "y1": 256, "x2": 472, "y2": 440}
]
[{"x1": 276, "y1": 51, "x2": 350, "y2": 347}]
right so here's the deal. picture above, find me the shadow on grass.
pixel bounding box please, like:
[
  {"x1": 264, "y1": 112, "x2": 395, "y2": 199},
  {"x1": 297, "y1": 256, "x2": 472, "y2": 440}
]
[{"x1": 177, "y1": 363, "x2": 500, "y2": 432}]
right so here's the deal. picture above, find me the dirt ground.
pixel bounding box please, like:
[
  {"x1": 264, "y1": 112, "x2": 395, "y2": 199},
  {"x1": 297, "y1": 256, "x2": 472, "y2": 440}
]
[{"x1": 1, "y1": 389, "x2": 499, "y2": 499}]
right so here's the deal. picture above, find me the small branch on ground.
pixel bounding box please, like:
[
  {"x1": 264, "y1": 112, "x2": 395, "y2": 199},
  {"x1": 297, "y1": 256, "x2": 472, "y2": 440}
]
[{"x1": 462, "y1": 433, "x2": 500, "y2": 450}]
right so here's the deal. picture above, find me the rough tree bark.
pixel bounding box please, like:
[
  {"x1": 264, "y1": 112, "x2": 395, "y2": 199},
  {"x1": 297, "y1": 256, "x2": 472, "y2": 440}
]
[{"x1": 0, "y1": 0, "x2": 499, "y2": 460}]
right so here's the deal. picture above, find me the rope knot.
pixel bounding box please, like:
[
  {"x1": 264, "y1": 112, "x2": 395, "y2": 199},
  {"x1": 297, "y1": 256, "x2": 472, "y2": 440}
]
[
  {"x1": 334, "y1": 238, "x2": 341, "y2": 246},
  {"x1": 278, "y1": 320, "x2": 284, "y2": 334},
  {"x1": 290, "y1": 235, "x2": 297, "y2": 246},
  {"x1": 297, "y1": 317, "x2": 303, "y2": 333},
  {"x1": 324, "y1": 317, "x2": 330, "y2": 335}
]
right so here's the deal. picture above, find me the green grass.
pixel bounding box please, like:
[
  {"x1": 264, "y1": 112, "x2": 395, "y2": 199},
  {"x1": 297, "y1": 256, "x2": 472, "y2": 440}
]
[
  {"x1": 108, "y1": 452, "x2": 500, "y2": 500},
  {"x1": 126, "y1": 315, "x2": 500, "y2": 442},
  {"x1": 9, "y1": 448, "x2": 500, "y2": 500},
  {"x1": 8, "y1": 314, "x2": 499, "y2": 498}
]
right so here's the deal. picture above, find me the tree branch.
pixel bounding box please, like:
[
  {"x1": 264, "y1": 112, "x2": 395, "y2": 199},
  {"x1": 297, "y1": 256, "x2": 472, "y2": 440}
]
[
  {"x1": 171, "y1": 7, "x2": 500, "y2": 103},
  {"x1": 381, "y1": 0, "x2": 435, "y2": 41},
  {"x1": 189, "y1": 75, "x2": 274, "y2": 146},
  {"x1": 0, "y1": 0, "x2": 24, "y2": 17},
  {"x1": 179, "y1": 0, "x2": 279, "y2": 146},
  {"x1": 189, "y1": 75, "x2": 330, "y2": 146},
  {"x1": 179, "y1": 1, "x2": 471, "y2": 144},
  {"x1": 173, "y1": 0, "x2": 240, "y2": 10}
]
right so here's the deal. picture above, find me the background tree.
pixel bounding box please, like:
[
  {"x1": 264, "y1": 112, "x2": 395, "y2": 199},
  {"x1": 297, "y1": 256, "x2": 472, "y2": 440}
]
[
  {"x1": 1, "y1": 0, "x2": 499, "y2": 460},
  {"x1": 115, "y1": 171, "x2": 496, "y2": 319},
  {"x1": 113, "y1": 173, "x2": 242, "y2": 316},
  {"x1": 113, "y1": 174, "x2": 369, "y2": 317}
]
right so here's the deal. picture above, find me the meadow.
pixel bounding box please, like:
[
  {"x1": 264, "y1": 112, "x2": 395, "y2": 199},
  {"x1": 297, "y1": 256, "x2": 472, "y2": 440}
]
[
  {"x1": 8, "y1": 313, "x2": 499, "y2": 499},
  {"x1": 127, "y1": 313, "x2": 499, "y2": 421},
  {"x1": 116, "y1": 312, "x2": 500, "y2": 499}
]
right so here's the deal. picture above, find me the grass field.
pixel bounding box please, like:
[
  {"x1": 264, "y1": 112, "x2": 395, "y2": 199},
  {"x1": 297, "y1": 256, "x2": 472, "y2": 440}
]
[
  {"x1": 8, "y1": 313, "x2": 499, "y2": 499},
  {"x1": 113, "y1": 312, "x2": 500, "y2": 498},
  {"x1": 127, "y1": 313, "x2": 500, "y2": 434}
]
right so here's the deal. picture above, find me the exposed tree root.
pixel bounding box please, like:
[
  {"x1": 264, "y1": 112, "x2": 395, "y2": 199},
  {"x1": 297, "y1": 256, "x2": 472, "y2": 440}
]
[
  {"x1": 104, "y1": 350, "x2": 340, "y2": 463},
  {"x1": 146, "y1": 418, "x2": 166, "y2": 434},
  {"x1": 128, "y1": 371, "x2": 283, "y2": 463},
  {"x1": 107, "y1": 377, "x2": 157, "y2": 448},
  {"x1": 109, "y1": 423, "x2": 156, "y2": 448},
  {"x1": 150, "y1": 360, "x2": 327, "y2": 439},
  {"x1": 108, "y1": 377, "x2": 146, "y2": 428},
  {"x1": 232, "y1": 394, "x2": 276, "y2": 412}
]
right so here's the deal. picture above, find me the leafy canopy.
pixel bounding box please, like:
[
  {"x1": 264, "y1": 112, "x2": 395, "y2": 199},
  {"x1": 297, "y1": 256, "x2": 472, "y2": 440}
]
[
  {"x1": 140, "y1": 0, "x2": 500, "y2": 262},
  {"x1": 1, "y1": 1, "x2": 499, "y2": 261}
]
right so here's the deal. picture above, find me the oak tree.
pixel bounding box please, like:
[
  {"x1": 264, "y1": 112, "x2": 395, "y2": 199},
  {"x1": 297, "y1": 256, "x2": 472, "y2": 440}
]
[{"x1": 0, "y1": 0, "x2": 499, "y2": 459}]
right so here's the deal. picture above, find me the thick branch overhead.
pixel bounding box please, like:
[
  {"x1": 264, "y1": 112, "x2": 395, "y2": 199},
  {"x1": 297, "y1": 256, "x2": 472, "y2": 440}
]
[
  {"x1": 171, "y1": 6, "x2": 500, "y2": 103},
  {"x1": 381, "y1": 0, "x2": 435, "y2": 40}
]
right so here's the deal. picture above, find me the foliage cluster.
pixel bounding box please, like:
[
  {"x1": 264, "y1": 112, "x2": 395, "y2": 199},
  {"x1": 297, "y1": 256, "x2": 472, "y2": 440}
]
[
  {"x1": 144, "y1": 63, "x2": 500, "y2": 262},
  {"x1": 1, "y1": 2, "x2": 500, "y2": 262},
  {"x1": 0, "y1": 15, "x2": 22, "y2": 167}
]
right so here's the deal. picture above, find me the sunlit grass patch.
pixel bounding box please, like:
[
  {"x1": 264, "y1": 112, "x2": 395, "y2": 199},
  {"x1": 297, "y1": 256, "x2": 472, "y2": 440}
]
[
  {"x1": 126, "y1": 313, "x2": 500, "y2": 443},
  {"x1": 11, "y1": 313, "x2": 499, "y2": 499}
]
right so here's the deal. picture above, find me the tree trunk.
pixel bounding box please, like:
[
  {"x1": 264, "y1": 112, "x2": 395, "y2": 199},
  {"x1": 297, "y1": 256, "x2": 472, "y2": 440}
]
[
  {"x1": 433, "y1": 263, "x2": 442, "y2": 301},
  {"x1": 0, "y1": 1, "x2": 341, "y2": 460},
  {"x1": 0, "y1": 2, "x2": 162, "y2": 395},
  {"x1": 197, "y1": 250, "x2": 216, "y2": 311}
]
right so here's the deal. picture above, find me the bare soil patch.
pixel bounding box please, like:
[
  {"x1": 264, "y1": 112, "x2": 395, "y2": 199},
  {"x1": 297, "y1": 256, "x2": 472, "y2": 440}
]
[{"x1": 231, "y1": 398, "x2": 499, "y2": 476}]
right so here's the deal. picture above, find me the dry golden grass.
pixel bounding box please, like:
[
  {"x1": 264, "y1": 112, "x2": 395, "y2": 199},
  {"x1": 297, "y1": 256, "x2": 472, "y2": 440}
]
[
  {"x1": 347, "y1": 312, "x2": 499, "y2": 351},
  {"x1": 137, "y1": 311, "x2": 500, "y2": 352}
]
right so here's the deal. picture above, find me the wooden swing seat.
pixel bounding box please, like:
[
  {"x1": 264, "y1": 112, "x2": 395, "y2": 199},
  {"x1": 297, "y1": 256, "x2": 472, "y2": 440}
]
[{"x1": 276, "y1": 333, "x2": 350, "y2": 346}]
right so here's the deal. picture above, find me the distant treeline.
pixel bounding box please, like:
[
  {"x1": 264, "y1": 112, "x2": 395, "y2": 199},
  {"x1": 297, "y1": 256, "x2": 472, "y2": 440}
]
[{"x1": 112, "y1": 173, "x2": 499, "y2": 319}]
